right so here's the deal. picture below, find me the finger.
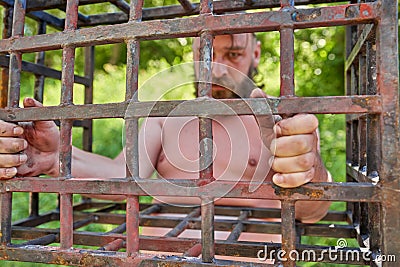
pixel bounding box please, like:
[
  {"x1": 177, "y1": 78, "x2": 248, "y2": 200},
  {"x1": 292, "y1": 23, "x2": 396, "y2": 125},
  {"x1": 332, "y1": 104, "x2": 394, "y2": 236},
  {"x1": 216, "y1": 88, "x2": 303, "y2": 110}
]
[
  {"x1": 0, "y1": 137, "x2": 28, "y2": 153},
  {"x1": 274, "y1": 114, "x2": 318, "y2": 137},
  {"x1": 0, "y1": 154, "x2": 27, "y2": 168},
  {"x1": 23, "y1": 98, "x2": 56, "y2": 129},
  {"x1": 0, "y1": 167, "x2": 17, "y2": 179},
  {"x1": 271, "y1": 134, "x2": 315, "y2": 157},
  {"x1": 271, "y1": 152, "x2": 315, "y2": 174},
  {"x1": 0, "y1": 120, "x2": 24, "y2": 137},
  {"x1": 249, "y1": 88, "x2": 267, "y2": 98},
  {"x1": 272, "y1": 168, "x2": 315, "y2": 188}
]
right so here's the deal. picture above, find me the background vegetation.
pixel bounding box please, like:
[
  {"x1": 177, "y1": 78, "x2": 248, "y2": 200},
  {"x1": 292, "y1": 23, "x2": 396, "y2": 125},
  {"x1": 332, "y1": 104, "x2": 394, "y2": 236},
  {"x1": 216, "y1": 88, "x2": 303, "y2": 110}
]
[{"x1": 1, "y1": 1, "x2": 387, "y2": 266}]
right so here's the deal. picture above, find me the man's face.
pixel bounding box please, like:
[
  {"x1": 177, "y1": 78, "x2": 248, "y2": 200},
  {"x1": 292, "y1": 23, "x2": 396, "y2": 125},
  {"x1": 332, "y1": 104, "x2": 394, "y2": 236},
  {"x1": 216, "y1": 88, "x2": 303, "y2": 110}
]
[{"x1": 193, "y1": 33, "x2": 261, "y2": 99}]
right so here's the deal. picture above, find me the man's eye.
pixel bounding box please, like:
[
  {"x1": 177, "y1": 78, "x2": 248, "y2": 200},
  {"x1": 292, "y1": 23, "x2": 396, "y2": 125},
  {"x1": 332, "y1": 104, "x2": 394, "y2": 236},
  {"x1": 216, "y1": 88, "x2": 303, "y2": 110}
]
[{"x1": 228, "y1": 52, "x2": 241, "y2": 58}]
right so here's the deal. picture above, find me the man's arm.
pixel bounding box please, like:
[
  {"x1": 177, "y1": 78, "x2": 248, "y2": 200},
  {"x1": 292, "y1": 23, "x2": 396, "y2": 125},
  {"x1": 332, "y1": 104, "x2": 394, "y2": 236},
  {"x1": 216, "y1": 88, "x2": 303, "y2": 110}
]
[{"x1": 0, "y1": 98, "x2": 163, "y2": 201}]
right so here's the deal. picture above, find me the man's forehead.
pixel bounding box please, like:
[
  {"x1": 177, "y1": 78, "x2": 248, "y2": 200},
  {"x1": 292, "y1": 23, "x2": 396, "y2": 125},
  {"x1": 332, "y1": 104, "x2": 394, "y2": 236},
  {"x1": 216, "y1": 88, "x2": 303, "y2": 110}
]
[{"x1": 193, "y1": 33, "x2": 251, "y2": 49}]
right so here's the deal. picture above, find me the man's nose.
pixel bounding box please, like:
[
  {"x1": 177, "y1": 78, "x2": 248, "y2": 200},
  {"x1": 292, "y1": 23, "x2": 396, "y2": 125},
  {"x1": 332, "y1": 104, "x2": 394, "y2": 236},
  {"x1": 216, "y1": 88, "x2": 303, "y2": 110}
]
[{"x1": 212, "y1": 61, "x2": 228, "y2": 78}]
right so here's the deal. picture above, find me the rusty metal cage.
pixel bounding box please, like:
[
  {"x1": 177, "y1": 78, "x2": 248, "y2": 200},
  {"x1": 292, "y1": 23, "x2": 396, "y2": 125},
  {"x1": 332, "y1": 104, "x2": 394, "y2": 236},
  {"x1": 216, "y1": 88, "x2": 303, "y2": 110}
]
[{"x1": 0, "y1": 0, "x2": 399, "y2": 266}]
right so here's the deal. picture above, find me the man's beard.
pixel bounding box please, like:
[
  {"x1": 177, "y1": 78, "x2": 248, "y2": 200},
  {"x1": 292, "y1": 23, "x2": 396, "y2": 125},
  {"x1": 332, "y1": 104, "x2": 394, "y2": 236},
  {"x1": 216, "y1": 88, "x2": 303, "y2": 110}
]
[{"x1": 211, "y1": 65, "x2": 257, "y2": 99}]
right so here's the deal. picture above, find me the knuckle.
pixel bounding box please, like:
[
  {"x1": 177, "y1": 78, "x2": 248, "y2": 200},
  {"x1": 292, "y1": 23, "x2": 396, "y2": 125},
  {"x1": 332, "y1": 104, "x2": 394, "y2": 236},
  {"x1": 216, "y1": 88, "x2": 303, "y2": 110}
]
[
  {"x1": 297, "y1": 153, "x2": 314, "y2": 169},
  {"x1": 293, "y1": 137, "x2": 308, "y2": 152}
]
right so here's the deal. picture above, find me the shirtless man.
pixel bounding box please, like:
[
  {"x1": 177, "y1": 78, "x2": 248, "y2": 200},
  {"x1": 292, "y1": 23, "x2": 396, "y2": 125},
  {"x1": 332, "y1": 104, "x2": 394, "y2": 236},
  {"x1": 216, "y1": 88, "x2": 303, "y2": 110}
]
[{"x1": 0, "y1": 33, "x2": 331, "y2": 226}]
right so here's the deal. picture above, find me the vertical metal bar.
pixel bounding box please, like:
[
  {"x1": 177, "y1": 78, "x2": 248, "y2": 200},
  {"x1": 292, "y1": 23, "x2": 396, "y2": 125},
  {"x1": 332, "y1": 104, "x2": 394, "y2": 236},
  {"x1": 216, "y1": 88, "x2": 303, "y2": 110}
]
[
  {"x1": 358, "y1": 50, "x2": 369, "y2": 240},
  {"x1": 29, "y1": 20, "x2": 48, "y2": 218},
  {"x1": 83, "y1": 46, "x2": 94, "y2": 152},
  {"x1": 280, "y1": 0, "x2": 294, "y2": 8},
  {"x1": 375, "y1": 0, "x2": 400, "y2": 261},
  {"x1": 29, "y1": 192, "x2": 39, "y2": 217},
  {"x1": 198, "y1": 31, "x2": 213, "y2": 182},
  {"x1": 198, "y1": 1, "x2": 214, "y2": 260},
  {"x1": 281, "y1": 200, "x2": 296, "y2": 267},
  {"x1": 345, "y1": 24, "x2": 355, "y2": 223},
  {"x1": 59, "y1": 0, "x2": 79, "y2": 251},
  {"x1": 201, "y1": 197, "x2": 215, "y2": 263},
  {"x1": 33, "y1": 21, "x2": 47, "y2": 103},
  {"x1": 279, "y1": 27, "x2": 295, "y2": 96},
  {"x1": 1, "y1": 0, "x2": 26, "y2": 247},
  {"x1": 0, "y1": 7, "x2": 13, "y2": 108},
  {"x1": 366, "y1": 38, "x2": 381, "y2": 263},
  {"x1": 199, "y1": 0, "x2": 212, "y2": 14},
  {"x1": 125, "y1": 0, "x2": 143, "y2": 257},
  {"x1": 8, "y1": 0, "x2": 26, "y2": 108},
  {"x1": 60, "y1": 193, "x2": 73, "y2": 249},
  {"x1": 0, "y1": 192, "x2": 12, "y2": 245},
  {"x1": 279, "y1": 0, "x2": 295, "y2": 97},
  {"x1": 126, "y1": 195, "x2": 139, "y2": 256}
]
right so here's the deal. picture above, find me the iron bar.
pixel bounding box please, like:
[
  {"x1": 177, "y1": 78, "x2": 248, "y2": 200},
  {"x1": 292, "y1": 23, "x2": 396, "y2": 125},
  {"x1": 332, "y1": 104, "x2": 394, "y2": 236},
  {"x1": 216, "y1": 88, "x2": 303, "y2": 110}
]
[
  {"x1": 0, "y1": 192, "x2": 12, "y2": 245},
  {"x1": 58, "y1": 0, "x2": 79, "y2": 251},
  {"x1": 60, "y1": 193, "x2": 73, "y2": 249},
  {"x1": 177, "y1": 0, "x2": 194, "y2": 12},
  {"x1": 1, "y1": 0, "x2": 26, "y2": 248},
  {"x1": 18, "y1": 234, "x2": 58, "y2": 246},
  {"x1": 375, "y1": 0, "x2": 400, "y2": 260},
  {"x1": 366, "y1": 38, "x2": 381, "y2": 260},
  {"x1": 345, "y1": 24, "x2": 374, "y2": 72},
  {"x1": 0, "y1": 96, "x2": 383, "y2": 123},
  {"x1": 201, "y1": 197, "x2": 215, "y2": 263},
  {"x1": 226, "y1": 210, "x2": 249, "y2": 242},
  {"x1": 124, "y1": 0, "x2": 143, "y2": 257},
  {"x1": 0, "y1": 4, "x2": 378, "y2": 53},
  {"x1": 279, "y1": 26, "x2": 295, "y2": 96},
  {"x1": 82, "y1": 46, "x2": 94, "y2": 152},
  {"x1": 126, "y1": 195, "x2": 139, "y2": 256},
  {"x1": 111, "y1": 0, "x2": 130, "y2": 14},
  {"x1": 165, "y1": 207, "x2": 201, "y2": 237},
  {"x1": 0, "y1": 55, "x2": 91, "y2": 86},
  {"x1": 0, "y1": 7, "x2": 12, "y2": 108},
  {"x1": 1, "y1": 179, "x2": 380, "y2": 205},
  {"x1": 33, "y1": 21, "x2": 46, "y2": 102},
  {"x1": 98, "y1": 238, "x2": 125, "y2": 251},
  {"x1": 280, "y1": 200, "x2": 296, "y2": 266}
]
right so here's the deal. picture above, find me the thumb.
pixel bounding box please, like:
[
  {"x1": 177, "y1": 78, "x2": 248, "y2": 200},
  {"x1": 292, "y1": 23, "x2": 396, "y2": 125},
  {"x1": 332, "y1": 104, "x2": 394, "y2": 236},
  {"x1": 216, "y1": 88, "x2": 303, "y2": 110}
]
[
  {"x1": 23, "y1": 97, "x2": 43, "y2": 108},
  {"x1": 23, "y1": 98, "x2": 56, "y2": 129},
  {"x1": 250, "y1": 88, "x2": 267, "y2": 98}
]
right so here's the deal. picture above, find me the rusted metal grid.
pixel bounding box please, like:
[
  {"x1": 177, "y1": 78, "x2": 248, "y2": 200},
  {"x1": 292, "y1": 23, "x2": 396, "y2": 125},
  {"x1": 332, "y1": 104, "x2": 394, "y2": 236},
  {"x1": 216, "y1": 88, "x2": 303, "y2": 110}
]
[{"x1": 0, "y1": 0, "x2": 398, "y2": 266}]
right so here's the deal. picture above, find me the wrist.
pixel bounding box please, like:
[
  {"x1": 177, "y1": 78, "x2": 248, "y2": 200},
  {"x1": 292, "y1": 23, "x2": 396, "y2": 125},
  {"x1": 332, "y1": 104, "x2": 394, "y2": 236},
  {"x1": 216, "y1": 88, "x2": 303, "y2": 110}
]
[{"x1": 46, "y1": 152, "x2": 60, "y2": 177}]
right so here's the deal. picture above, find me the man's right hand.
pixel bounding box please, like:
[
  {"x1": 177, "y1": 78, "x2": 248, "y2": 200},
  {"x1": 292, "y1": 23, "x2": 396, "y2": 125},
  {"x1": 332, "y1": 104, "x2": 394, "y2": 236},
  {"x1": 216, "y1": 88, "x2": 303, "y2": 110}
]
[{"x1": 0, "y1": 98, "x2": 60, "y2": 179}]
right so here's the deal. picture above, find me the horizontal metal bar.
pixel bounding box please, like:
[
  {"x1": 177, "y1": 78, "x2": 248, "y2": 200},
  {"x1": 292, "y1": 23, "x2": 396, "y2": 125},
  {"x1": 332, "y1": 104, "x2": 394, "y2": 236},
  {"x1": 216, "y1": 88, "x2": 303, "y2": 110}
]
[
  {"x1": 0, "y1": 96, "x2": 382, "y2": 122},
  {"x1": 0, "y1": 178, "x2": 382, "y2": 202},
  {"x1": 0, "y1": 55, "x2": 90, "y2": 86},
  {"x1": 345, "y1": 23, "x2": 375, "y2": 72},
  {"x1": 28, "y1": 11, "x2": 65, "y2": 31},
  {"x1": 1, "y1": 239, "x2": 369, "y2": 265},
  {"x1": 0, "y1": 0, "x2": 109, "y2": 11},
  {"x1": 0, "y1": 3, "x2": 377, "y2": 53}
]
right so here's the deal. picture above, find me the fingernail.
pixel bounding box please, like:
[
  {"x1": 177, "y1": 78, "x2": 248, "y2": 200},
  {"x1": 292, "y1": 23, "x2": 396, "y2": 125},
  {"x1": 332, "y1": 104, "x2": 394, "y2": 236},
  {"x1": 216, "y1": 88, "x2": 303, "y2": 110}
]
[
  {"x1": 19, "y1": 154, "x2": 27, "y2": 163},
  {"x1": 13, "y1": 127, "x2": 23, "y2": 135},
  {"x1": 6, "y1": 167, "x2": 17, "y2": 177},
  {"x1": 273, "y1": 174, "x2": 283, "y2": 185},
  {"x1": 23, "y1": 140, "x2": 28, "y2": 149}
]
